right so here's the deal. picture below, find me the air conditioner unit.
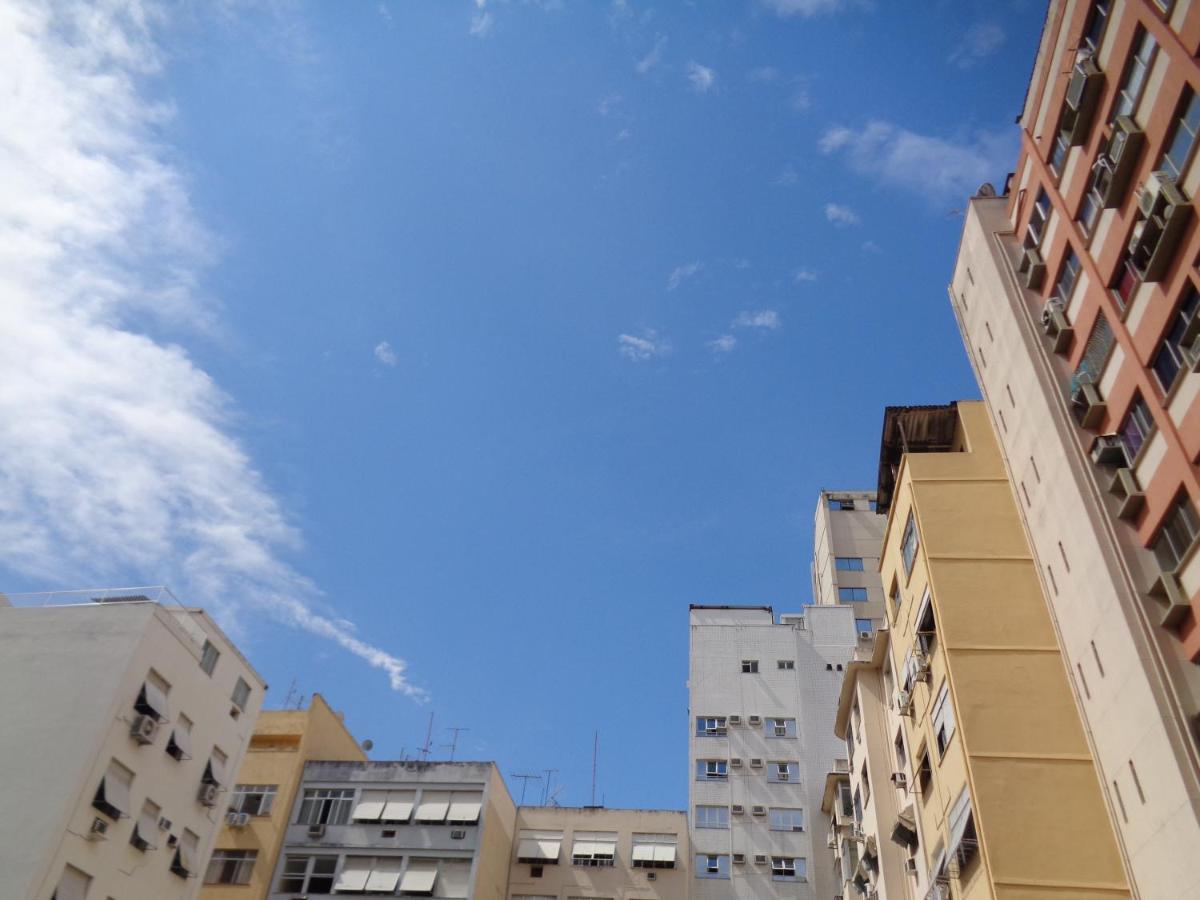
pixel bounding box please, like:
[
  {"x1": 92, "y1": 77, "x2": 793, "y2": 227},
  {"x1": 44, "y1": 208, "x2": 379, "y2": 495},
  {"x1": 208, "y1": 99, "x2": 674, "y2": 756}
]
[
  {"x1": 732, "y1": 804, "x2": 745, "y2": 815},
  {"x1": 890, "y1": 772, "x2": 908, "y2": 790},
  {"x1": 827, "y1": 832, "x2": 837, "y2": 849},
  {"x1": 898, "y1": 691, "x2": 913, "y2": 716},
  {"x1": 749, "y1": 758, "x2": 764, "y2": 768},
  {"x1": 1065, "y1": 55, "x2": 1100, "y2": 109},
  {"x1": 130, "y1": 714, "x2": 159, "y2": 746},
  {"x1": 851, "y1": 824, "x2": 865, "y2": 842},
  {"x1": 1020, "y1": 247, "x2": 1046, "y2": 289},
  {"x1": 158, "y1": 816, "x2": 172, "y2": 831},
  {"x1": 1138, "y1": 171, "x2": 1173, "y2": 217},
  {"x1": 904, "y1": 858, "x2": 918, "y2": 874},
  {"x1": 1071, "y1": 380, "x2": 1108, "y2": 430},
  {"x1": 1101, "y1": 116, "x2": 1145, "y2": 206},
  {"x1": 911, "y1": 653, "x2": 931, "y2": 683},
  {"x1": 858, "y1": 631, "x2": 873, "y2": 642},
  {"x1": 1065, "y1": 55, "x2": 1103, "y2": 144},
  {"x1": 87, "y1": 817, "x2": 109, "y2": 841},
  {"x1": 226, "y1": 811, "x2": 251, "y2": 828},
  {"x1": 1041, "y1": 299, "x2": 1074, "y2": 353},
  {"x1": 730, "y1": 757, "x2": 743, "y2": 768},
  {"x1": 1133, "y1": 174, "x2": 1192, "y2": 282},
  {"x1": 1109, "y1": 468, "x2": 1146, "y2": 520},
  {"x1": 732, "y1": 852, "x2": 746, "y2": 864},
  {"x1": 748, "y1": 715, "x2": 762, "y2": 726},
  {"x1": 751, "y1": 805, "x2": 767, "y2": 816},
  {"x1": 728, "y1": 714, "x2": 743, "y2": 725},
  {"x1": 1090, "y1": 433, "x2": 1126, "y2": 466},
  {"x1": 197, "y1": 783, "x2": 219, "y2": 807},
  {"x1": 307, "y1": 823, "x2": 327, "y2": 839},
  {"x1": 753, "y1": 854, "x2": 769, "y2": 865}
]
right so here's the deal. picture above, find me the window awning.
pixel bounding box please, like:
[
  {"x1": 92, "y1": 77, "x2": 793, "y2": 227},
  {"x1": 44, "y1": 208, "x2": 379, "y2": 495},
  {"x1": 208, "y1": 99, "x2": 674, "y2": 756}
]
[
  {"x1": 333, "y1": 856, "x2": 373, "y2": 892},
  {"x1": 447, "y1": 794, "x2": 482, "y2": 823},
  {"x1": 138, "y1": 679, "x2": 170, "y2": 721},
  {"x1": 55, "y1": 866, "x2": 90, "y2": 900},
  {"x1": 653, "y1": 843, "x2": 677, "y2": 864},
  {"x1": 136, "y1": 805, "x2": 159, "y2": 849},
  {"x1": 415, "y1": 791, "x2": 450, "y2": 822},
  {"x1": 382, "y1": 790, "x2": 416, "y2": 821},
  {"x1": 168, "y1": 723, "x2": 192, "y2": 758},
  {"x1": 99, "y1": 764, "x2": 133, "y2": 817},
  {"x1": 572, "y1": 834, "x2": 617, "y2": 857},
  {"x1": 517, "y1": 838, "x2": 562, "y2": 862},
  {"x1": 399, "y1": 860, "x2": 439, "y2": 894},
  {"x1": 947, "y1": 788, "x2": 973, "y2": 854},
  {"x1": 352, "y1": 790, "x2": 388, "y2": 822},
  {"x1": 631, "y1": 844, "x2": 655, "y2": 862},
  {"x1": 206, "y1": 755, "x2": 227, "y2": 787},
  {"x1": 364, "y1": 858, "x2": 403, "y2": 893}
]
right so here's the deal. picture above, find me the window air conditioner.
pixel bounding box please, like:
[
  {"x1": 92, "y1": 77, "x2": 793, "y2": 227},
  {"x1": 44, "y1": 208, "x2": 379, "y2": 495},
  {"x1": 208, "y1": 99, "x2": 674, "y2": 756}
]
[
  {"x1": 158, "y1": 816, "x2": 172, "y2": 831},
  {"x1": 753, "y1": 854, "x2": 769, "y2": 865},
  {"x1": 1090, "y1": 434, "x2": 1126, "y2": 466},
  {"x1": 911, "y1": 653, "x2": 931, "y2": 683},
  {"x1": 1041, "y1": 298, "x2": 1074, "y2": 353},
  {"x1": 197, "y1": 783, "x2": 219, "y2": 807},
  {"x1": 1020, "y1": 247, "x2": 1046, "y2": 289},
  {"x1": 751, "y1": 805, "x2": 766, "y2": 816},
  {"x1": 748, "y1": 715, "x2": 762, "y2": 726},
  {"x1": 1100, "y1": 116, "x2": 1145, "y2": 207},
  {"x1": 1109, "y1": 468, "x2": 1145, "y2": 521},
  {"x1": 732, "y1": 804, "x2": 745, "y2": 815},
  {"x1": 130, "y1": 714, "x2": 159, "y2": 746},
  {"x1": 1131, "y1": 173, "x2": 1192, "y2": 282},
  {"x1": 903, "y1": 858, "x2": 918, "y2": 874},
  {"x1": 732, "y1": 852, "x2": 746, "y2": 864},
  {"x1": 226, "y1": 811, "x2": 251, "y2": 828},
  {"x1": 728, "y1": 714, "x2": 742, "y2": 725},
  {"x1": 749, "y1": 758, "x2": 764, "y2": 768},
  {"x1": 730, "y1": 757, "x2": 743, "y2": 767},
  {"x1": 1071, "y1": 380, "x2": 1107, "y2": 430},
  {"x1": 897, "y1": 691, "x2": 913, "y2": 716},
  {"x1": 1064, "y1": 54, "x2": 1103, "y2": 144},
  {"x1": 890, "y1": 772, "x2": 908, "y2": 790},
  {"x1": 87, "y1": 817, "x2": 109, "y2": 841},
  {"x1": 307, "y1": 823, "x2": 327, "y2": 839},
  {"x1": 1150, "y1": 571, "x2": 1191, "y2": 629}
]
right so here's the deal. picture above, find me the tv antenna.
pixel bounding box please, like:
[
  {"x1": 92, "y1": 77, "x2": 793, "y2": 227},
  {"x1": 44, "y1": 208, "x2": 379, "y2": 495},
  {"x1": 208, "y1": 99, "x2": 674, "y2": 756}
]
[
  {"x1": 282, "y1": 678, "x2": 301, "y2": 710},
  {"x1": 510, "y1": 773, "x2": 542, "y2": 806},
  {"x1": 419, "y1": 712, "x2": 435, "y2": 760},
  {"x1": 590, "y1": 731, "x2": 599, "y2": 806},
  {"x1": 541, "y1": 768, "x2": 559, "y2": 806},
  {"x1": 443, "y1": 726, "x2": 469, "y2": 762}
]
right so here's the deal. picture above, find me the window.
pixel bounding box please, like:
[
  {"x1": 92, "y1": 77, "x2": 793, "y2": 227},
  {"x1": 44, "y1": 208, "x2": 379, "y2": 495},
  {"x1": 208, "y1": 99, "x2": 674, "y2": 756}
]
[
  {"x1": 932, "y1": 683, "x2": 957, "y2": 757},
  {"x1": 769, "y1": 807, "x2": 804, "y2": 832},
  {"x1": 131, "y1": 799, "x2": 160, "y2": 852},
  {"x1": 93, "y1": 758, "x2": 134, "y2": 819},
  {"x1": 835, "y1": 557, "x2": 864, "y2": 571},
  {"x1": 855, "y1": 618, "x2": 873, "y2": 637},
  {"x1": 771, "y1": 857, "x2": 804, "y2": 882},
  {"x1": 861, "y1": 763, "x2": 871, "y2": 806},
  {"x1": 172, "y1": 829, "x2": 199, "y2": 879},
  {"x1": 1075, "y1": 312, "x2": 1115, "y2": 394},
  {"x1": 229, "y1": 784, "x2": 277, "y2": 817},
  {"x1": 915, "y1": 589, "x2": 937, "y2": 654},
  {"x1": 1081, "y1": 0, "x2": 1111, "y2": 56},
  {"x1": 1152, "y1": 492, "x2": 1200, "y2": 571},
  {"x1": 517, "y1": 830, "x2": 564, "y2": 863},
  {"x1": 695, "y1": 716, "x2": 727, "y2": 736},
  {"x1": 631, "y1": 833, "x2": 677, "y2": 869},
  {"x1": 1052, "y1": 248, "x2": 1081, "y2": 306},
  {"x1": 1118, "y1": 394, "x2": 1154, "y2": 464},
  {"x1": 1152, "y1": 286, "x2": 1200, "y2": 391},
  {"x1": 1112, "y1": 29, "x2": 1157, "y2": 121},
  {"x1": 415, "y1": 790, "x2": 452, "y2": 823},
  {"x1": 397, "y1": 859, "x2": 439, "y2": 894},
  {"x1": 204, "y1": 849, "x2": 258, "y2": 885},
  {"x1": 1050, "y1": 121, "x2": 1070, "y2": 173},
  {"x1": 916, "y1": 750, "x2": 932, "y2": 796},
  {"x1": 166, "y1": 714, "x2": 193, "y2": 761},
  {"x1": 1162, "y1": 92, "x2": 1200, "y2": 183},
  {"x1": 135, "y1": 670, "x2": 171, "y2": 722},
  {"x1": 837, "y1": 782, "x2": 853, "y2": 817},
  {"x1": 768, "y1": 761, "x2": 798, "y2": 783},
  {"x1": 447, "y1": 791, "x2": 483, "y2": 824},
  {"x1": 1025, "y1": 188, "x2": 1051, "y2": 248},
  {"x1": 765, "y1": 717, "x2": 797, "y2": 738},
  {"x1": 777, "y1": 659, "x2": 795, "y2": 670},
  {"x1": 353, "y1": 789, "x2": 418, "y2": 822},
  {"x1": 696, "y1": 759, "x2": 728, "y2": 781},
  {"x1": 889, "y1": 581, "x2": 901, "y2": 610},
  {"x1": 278, "y1": 855, "x2": 338, "y2": 893},
  {"x1": 695, "y1": 854, "x2": 730, "y2": 879},
  {"x1": 829, "y1": 497, "x2": 856, "y2": 510},
  {"x1": 695, "y1": 805, "x2": 729, "y2": 829},
  {"x1": 297, "y1": 788, "x2": 355, "y2": 826},
  {"x1": 1079, "y1": 170, "x2": 1104, "y2": 236},
  {"x1": 199, "y1": 639, "x2": 220, "y2": 675},
  {"x1": 900, "y1": 512, "x2": 919, "y2": 577},
  {"x1": 948, "y1": 788, "x2": 980, "y2": 869},
  {"x1": 571, "y1": 832, "x2": 617, "y2": 866},
  {"x1": 894, "y1": 729, "x2": 908, "y2": 769},
  {"x1": 53, "y1": 865, "x2": 92, "y2": 900},
  {"x1": 851, "y1": 701, "x2": 862, "y2": 740},
  {"x1": 741, "y1": 659, "x2": 759, "y2": 673},
  {"x1": 231, "y1": 677, "x2": 251, "y2": 712},
  {"x1": 838, "y1": 587, "x2": 868, "y2": 602},
  {"x1": 853, "y1": 786, "x2": 863, "y2": 823}
]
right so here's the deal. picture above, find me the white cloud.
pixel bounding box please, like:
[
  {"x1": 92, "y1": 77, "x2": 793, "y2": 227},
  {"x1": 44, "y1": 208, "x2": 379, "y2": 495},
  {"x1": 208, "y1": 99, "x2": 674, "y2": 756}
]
[
  {"x1": 597, "y1": 93, "x2": 622, "y2": 116},
  {"x1": 707, "y1": 334, "x2": 737, "y2": 354},
  {"x1": 749, "y1": 65, "x2": 781, "y2": 82},
  {"x1": 469, "y1": 10, "x2": 495, "y2": 37},
  {"x1": 377, "y1": 3, "x2": 394, "y2": 27},
  {"x1": 863, "y1": 240, "x2": 882, "y2": 254},
  {"x1": 374, "y1": 341, "x2": 398, "y2": 366},
  {"x1": 687, "y1": 61, "x2": 716, "y2": 93},
  {"x1": 667, "y1": 260, "x2": 703, "y2": 290},
  {"x1": 733, "y1": 310, "x2": 782, "y2": 330},
  {"x1": 635, "y1": 34, "x2": 666, "y2": 74},
  {"x1": 773, "y1": 164, "x2": 801, "y2": 187},
  {"x1": 948, "y1": 22, "x2": 1005, "y2": 69},
  {"x1": 819, "y1": 120, "x2": 1013, "y2": 202},
  {"x1": 824, "y1": 202, "x2": 861, "y2": 226},
  {"x1": 793, "y1": 269, "x2": 819, "y2": 283},
  {"x1": 761, "y1": 0, "x2": 857, "y2": 17},
  {"x1": 0, "y1": 1, "x2": 425, "y2": 699},
  {"x1": 789, "y1": 81, "x2": 812, "y2": 112},
  {"x1": 617, "y1": 330, "x2": 670, "y2": 361}
]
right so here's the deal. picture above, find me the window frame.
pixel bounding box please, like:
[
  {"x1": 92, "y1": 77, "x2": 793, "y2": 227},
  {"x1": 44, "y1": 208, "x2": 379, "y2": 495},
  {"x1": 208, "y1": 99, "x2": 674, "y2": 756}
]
[
  {"x1": 695, "y1": 853, "x2": 730, "y2": 879},
  {"x1": 297, "y1": 788, "x2": 355, "y2": 826},
  {"x1": 199, "y1": 640, "x2": 220, "y2": 676},
  {"x1": 768, "y1": 807, "x2": 805, "y2": 832},
  {"x1": 694, "y1": 805, "x2": 730, "y2": 829},
  {"x1": 695, "y1": 716, "x2": 727, "y2": 737},
  {"x1": 838, "y1": 586, "x2": 869, "y2": 603},
  {"x1": 932, "y1": 682, "x2": 958, "y2": 759},
  {"x1": 835, "y1": 557, "x2": 865, "y2": 571},
  {"x1": 278, "y1": 855, "x2": 338, "y2": 894},
  {"x1": 768, "y1": 761, "x2": 799, "y2": 783},
  {"x1": 900, "y1": 512, "x2": 919, "y2": 578},
  {"x1": 203, "y1": 849, "x2": 258, "y2": 886},
  {"x1": 1110, "y1": 28, "x2": 1157, "y2": 123},
  {"x1": 1152, "y1": 491, "x2": 1200, "y2": 572},
  {"x1": 1158, "y1": 90, "x2": 1200, "y2": 183},
  {"x1": 229, "y1": 784, "x2": 278, "y2": 817},
  {"x1": 696, "y1": 759, "x2": 728, "y2": 781}
]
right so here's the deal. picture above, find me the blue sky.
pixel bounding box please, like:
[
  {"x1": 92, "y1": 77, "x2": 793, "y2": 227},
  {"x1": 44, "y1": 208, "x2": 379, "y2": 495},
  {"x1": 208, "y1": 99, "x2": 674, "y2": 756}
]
[{"x1": 1, "y1": 0, "x2": 1044, "y2": 811}]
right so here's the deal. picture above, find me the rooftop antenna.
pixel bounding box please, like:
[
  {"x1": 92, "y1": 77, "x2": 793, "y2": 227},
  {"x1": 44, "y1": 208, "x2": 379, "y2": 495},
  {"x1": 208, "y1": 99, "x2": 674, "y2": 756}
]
[
  {"x1": 541, "y1": 768, "x2": 559, "y2": 806},
  {"x1": 546, "y1": 784, "x2": 565, "y2": 807},
  {"x1": 419, "y1": 712, "x2": 435, "y2": 761},
  {"x1": 443, "y1": 726, "x2": 469, "y2": 762},
  {"x1": 590, "y1": 731, "x2": 599, "y2": 806},
  {"x1": 282, "y1": 678, "x2": 301, "y2": 710},
  {"x1": 510, "y1": 773, "x2": 542, "y2": 806}
]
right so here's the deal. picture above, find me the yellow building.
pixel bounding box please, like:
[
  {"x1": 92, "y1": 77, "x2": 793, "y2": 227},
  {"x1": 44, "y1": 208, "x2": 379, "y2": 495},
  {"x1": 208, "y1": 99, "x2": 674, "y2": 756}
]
[
  {"x1": 876, "y1": 401, "x2": 1128, "y2": 900},
  {"x1": 200, "y1": 693, "x2": 366, "y2": 897}
]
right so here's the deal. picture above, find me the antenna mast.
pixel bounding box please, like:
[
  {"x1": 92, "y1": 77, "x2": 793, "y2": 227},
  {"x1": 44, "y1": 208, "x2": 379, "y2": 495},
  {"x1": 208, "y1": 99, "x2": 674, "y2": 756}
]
[
  {"x1": 510, "y1": 773, "x2": 542, "y2": 806},
  {"x1": 591, "y1": 731, "x2": 599, "y2": 806},
  {"x1": 443, "y1": 726, "x2": 469, "y2": 762},
  {"x1": 419, "y1": 712, "x2": 435, "y2": 760}
]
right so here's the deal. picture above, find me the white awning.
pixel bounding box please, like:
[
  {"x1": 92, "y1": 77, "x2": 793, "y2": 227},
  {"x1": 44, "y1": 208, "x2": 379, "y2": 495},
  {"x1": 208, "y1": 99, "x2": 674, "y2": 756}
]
[
  {"x1": 206, "y1": 754, "x2": 227, "y2": 787},
  {"x1": 572, "y1": 834, "x2": 617, "y2": 857},
  {"x1": 436, "y1": 860, "x2": 471, "y2": 899},
  {"x1": 517, "y1": 838, "x2": 562, "y2": 861},
  {"x1": 383, "y1": 790, "x2": 416, "y2": 821},
  {"x1": 364, "y1": 858, "x2": 403, "y2": 892},
  {"x1": 55, "y1": 866, "x2": 91, "y2": 900},
  {"x1": 352, "y1": 790, "x2": 387, "y2": 822},
  {"x1": 101, "y1": 763, "x2": 133, "y2": 817},
  {"x1": 415, "y1": 791, "x2": 450, "y2": 822},
  {"x1": 169, "y1": 722, "x2": 192, "y2": 758},
  {"x1": 399, "y1": 860, "x2": 439, "y2": 894},
  {"x1": 333, "y1": 856, "x2": 373, "y2": 893},
  {"x1": 446, "y1": 793, "x2": 482, "y2": 823},
  {"x1": 631, "y1": 844, "x2": 655, "y2": 862},
  {"x1": 947, "y1": 788, "x2": 973, "y2": 853},
  {"x1": 136, "y1": 805, "x2": 159, "y2": 849},
  {"x1": 653, "y1": 844, "x2": 677, "y2": 864},
  {"x1": 139, "y1": 679, "x2": 170, "y2": 721}
]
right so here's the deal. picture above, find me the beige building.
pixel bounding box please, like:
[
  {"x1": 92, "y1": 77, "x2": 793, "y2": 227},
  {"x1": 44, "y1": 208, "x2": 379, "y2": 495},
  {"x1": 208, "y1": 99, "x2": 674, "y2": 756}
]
[
  {"x1": 812, "y1": 489, "x2": 888, "y2": 634},
  {"x1": 0, "y1": 589, "x2": 265, "y2": 900},
  {"x1": 506, "y1": 806, "x2": 688, "y2": 900},
  {"x1": 876, "y1": 402, "x2": 1128, "y2": 899},
  {"x1": 200, "y1": 694, "x2": 367, "y2": 897}
]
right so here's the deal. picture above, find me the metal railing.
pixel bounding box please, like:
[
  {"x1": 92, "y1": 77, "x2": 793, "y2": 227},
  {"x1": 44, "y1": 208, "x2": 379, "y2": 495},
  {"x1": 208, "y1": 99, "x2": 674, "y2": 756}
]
[{"x1": 2, "y1": 585, "x2": 181, "y2": 609}]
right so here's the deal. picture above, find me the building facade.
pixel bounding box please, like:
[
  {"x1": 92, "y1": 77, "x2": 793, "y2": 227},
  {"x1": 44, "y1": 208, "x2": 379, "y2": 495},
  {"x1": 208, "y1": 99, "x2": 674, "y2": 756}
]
[
  {"x1": 506, "y1": 806, "x2": 688, "y2": 900},
  {"x1": 688, "y1": 603, "x2": 857, "y2": 900},
  {"x1": 199, "y1": 694, "x2": 367, "y2": 898},
  {"x1": 812, "y1": 490, "x2": 889, "y2": 633},
  {"x1": 876, "y1": 402, "x2": 1128, "y2": 899},
  {"x1": 950, "y1": 2, "x2": 1200, "y2": 894},
  {"x1": 263, "y1": 760, "x2": 515, "y2": 899},
  {"x1": 0, "y1": 589, "x2": 265, "y2": 900}
]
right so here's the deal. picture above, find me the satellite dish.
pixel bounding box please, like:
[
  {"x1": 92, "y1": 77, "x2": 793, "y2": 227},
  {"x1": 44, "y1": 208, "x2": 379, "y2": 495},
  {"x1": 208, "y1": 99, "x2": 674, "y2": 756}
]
[
  {"x1": 977, "y1": 182, "x2": 997, "y2": 198},
  {"x1": 362, "y1": 739, "x2": 374, "y2": 752}
]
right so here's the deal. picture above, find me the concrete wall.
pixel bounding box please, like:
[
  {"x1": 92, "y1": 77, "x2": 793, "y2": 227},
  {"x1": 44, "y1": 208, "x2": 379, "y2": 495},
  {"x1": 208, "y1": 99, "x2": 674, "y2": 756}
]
[{"x1": 812, "y1": 490, "x2": 888, "y2": 628}]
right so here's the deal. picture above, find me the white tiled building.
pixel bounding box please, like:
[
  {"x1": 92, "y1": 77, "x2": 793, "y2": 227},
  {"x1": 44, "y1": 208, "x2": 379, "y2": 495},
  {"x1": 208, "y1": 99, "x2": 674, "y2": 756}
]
[{"x1": 688, "y1": 604, "x2": 857, "y2": 900}]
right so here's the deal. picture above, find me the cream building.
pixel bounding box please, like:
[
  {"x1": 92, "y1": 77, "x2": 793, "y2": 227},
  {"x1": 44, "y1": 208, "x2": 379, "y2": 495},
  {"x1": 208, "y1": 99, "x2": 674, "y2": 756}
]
[
  {"x1": 812, "y1": 489, "x2": 888, "y2": 633},
  {"x1": 0, "y1": 588, "x2": 265, "y2": 900},
  {"x1": 200, "y1": 694, "x2": 367, "y2": 898},
  {"x1": 506, "y1": 805, "x2": 688, "y2": 900}
]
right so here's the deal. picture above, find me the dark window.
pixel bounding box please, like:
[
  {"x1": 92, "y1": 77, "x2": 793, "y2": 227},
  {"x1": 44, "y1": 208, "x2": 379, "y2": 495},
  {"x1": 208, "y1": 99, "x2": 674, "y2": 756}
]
[
  {"x1": 1074, "y1": 311, "x2": 1114, "y2": 388},
  {"x1": 1112, "y1": 253, "x2": 1140, "y2": 311},
  {"x1": 1117, "y1": 394, "x2": 1154, "y2": 464},
  {"x1": 1151, "y1": 287, "x2": 1200, "y2": 391},
  {"x1": 1161, "y1": 91, "x2": 1200, "y2": 183},
  {"x1": 203, "y1": 850, "x2": 257, "y2": 885},
  {"x1": 1026, "y1": 188, "x2": 1051, "y2": 248},
  {"x1": 1081, "y1": 0, "x2": 1111, "y2": 55},
  {"x1": 916, "y1": 752, "x2": 932, "y2": 797},
  {"x1": 836, "y1": 557, "x2": 865, "y2": 571},
  {"x1": 1053, "y1": 248, "x2": 1082, "y2": 306},
  {"x1": 900, "y1": 512, "x2": 919, "y2": 577},
  {"x1": 1152, "y1": 493, "x2": 1200, "y2": 572},
  {"x1": 916, "y1": 599, "x2": 938, "y2": 655},
  {"x1": 199, "y1": 640, "x2": 219, "y2": 676},
  {"x1": 829, "y1": 497, "x2": 856, "y2": 510},
  {"x1": 839, "y1": 587, "x2": 869, "y2": 602},
  {"x1": 1112, "y1": 29, "x2": 1157, "y2": 122},
  {"x1": 741, "y1": 659, "x2": 759, "y2": 674}
]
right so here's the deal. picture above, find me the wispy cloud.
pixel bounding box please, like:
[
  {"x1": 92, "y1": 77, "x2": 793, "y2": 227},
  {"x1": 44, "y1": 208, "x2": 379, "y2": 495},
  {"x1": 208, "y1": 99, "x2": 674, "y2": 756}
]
[
  {"x1": 0, "y1": 1, "x2": 425, "y2": 699},
  {"x1": 374, "y1": 341, "x2": 398, "y2": 367},
  {"x1": 948, "y1": 22, "x2": 1005, "y2": 69},
  {"x1": 469, "y1": 10, "x2": 495, "y2": 37},
  {"x1": 597, "y1": 93, "x2": 622, "y2": 116},
  {"x1": 793, "y1": 269, "x2": 819, "y2": 283},
  {"x1": 618, "y1": 330, "x2": 670, "y2": 361},
  {"x1": 761, "y1": 0, "x2": 860, "y2": 17},
  {"x1": 635, "y1": 34, "x2": 666, "y2": 74},
  {"x1": 707, "y1": 334, "x2": 737, "y2": 355},
  {"x1": 819, "y1": 120, "x2": 1013, "y2": 202},
  {"x1": 734, "y1": 310, "x2": 782, "y2": 330},
  {"x1": 749, "y1": 65, "x2": 781, "y2": 83},
  {"x1": 773, "y1": 164, "x2": 801, "y2": 187},
  {"x1": 667, "y1": 260, "x2": 703, "y2": 290},
  {"x1": 687, "y1": 61, "x2": 716, "y2": 93},
  {"x1": 863, "y1": 240, "x2": 882, "y2": 254},
  {"x1": 824, "y1": 202, "x2": 861, "y2": 226},
  {"x1": 377, "y1": 3, "x2": 395, "y2": 28}
]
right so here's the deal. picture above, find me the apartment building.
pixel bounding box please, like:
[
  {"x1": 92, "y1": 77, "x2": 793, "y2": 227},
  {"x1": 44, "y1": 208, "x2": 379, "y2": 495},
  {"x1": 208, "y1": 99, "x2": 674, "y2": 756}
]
[
  {"x1": 506, "y1": 805, "x2": 688, "y2": 900},
  {"x1": 874, "y1": 402, "x2": 1127, "y2": 899},
  {"x1": 831, "y1": 628, "x2": 918, "y2": 900},
  {"x1": 949, "y1": 1, "x2": 1200, "y2": 894},
  {"x1": 0, "y1": 588, "x2": 265, "y2": 900},
  {"x1": 812, "y1": 490, "x2": 888, "y2": 633},
  {"x1": 199, "y1": 694, "x2": 367, "y2": 898},
  {"x1": 688, "y1": 603, "x2": 857, "y2": 900},
  {"x1": 263, "y1": 760, "x2": 515, "y2": 899}
]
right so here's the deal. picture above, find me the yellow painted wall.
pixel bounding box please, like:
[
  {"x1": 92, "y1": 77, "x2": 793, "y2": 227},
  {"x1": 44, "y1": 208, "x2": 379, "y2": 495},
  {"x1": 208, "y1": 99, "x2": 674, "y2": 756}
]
[
  {"x1": 472, "y1": 765, "x2": 518, "y2": 900},
  {"x1": 880, "y1": 402, "x2": 1128, "y2": 900},
  {"x1": 199, "y1": 694, "x2": 366, "y2": 900}
]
